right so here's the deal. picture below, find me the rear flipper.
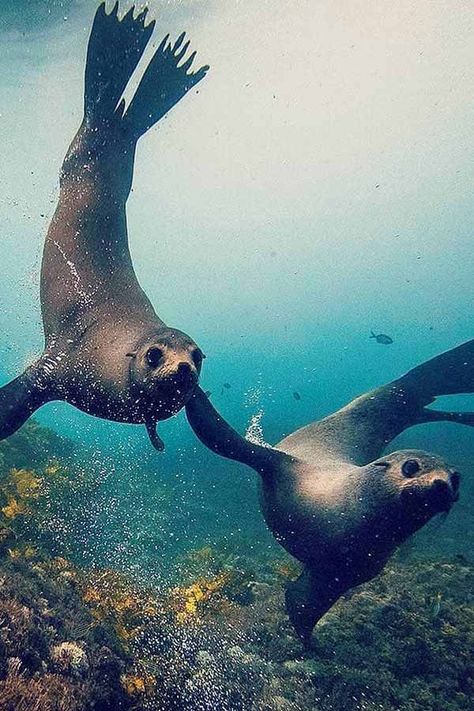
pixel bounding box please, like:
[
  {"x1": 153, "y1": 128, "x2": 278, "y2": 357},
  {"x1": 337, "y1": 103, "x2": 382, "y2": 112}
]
[
  {"x1": 285, "y1": 567, "x2": 341, "y2": 648},
  {"x1": 402, "y1": 338, "x2": 474, "y2": 426},
  {"x1": 84, "y1": 2, "x2": 156, "y2": 128},
  {"x1": 0, "y1": 368, "x2": 52, "y2": 441},
  {"x1": 84, "y1": 2, "x2": 209, "y2": 141},
  {"x1": 403, "y1": 338, "x2": 474, "y2": 399},
  {"x1": 421, "y1": 408, "x2": 474, "y2": 426},
  {"x1": 121, "y1": 29, "x2": 209, "y2": 140}
]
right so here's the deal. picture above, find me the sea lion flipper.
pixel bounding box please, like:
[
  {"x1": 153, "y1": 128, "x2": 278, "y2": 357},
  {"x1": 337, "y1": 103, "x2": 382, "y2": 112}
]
[
  {"x1": 292, "y1": 337, "x2": 474, "y2": 467},
  {"x1": 0, "y1": 370, "x2": 51, "y2": 441},
  {"x1": 123, "y1": 29, "x2": 209, "y2": 140},
  {"x1": 85, "y1": 2, "x2": 155, "y2": 125},
  {"x1": 285, "y1": 567, "x2": 338, "y2": 648},
  {"x1": 186, "y1": 387, "x2": 287, "y2": 474},
  {"x1": 146, "y1": 420, "x2": 165, "y2": 452}
]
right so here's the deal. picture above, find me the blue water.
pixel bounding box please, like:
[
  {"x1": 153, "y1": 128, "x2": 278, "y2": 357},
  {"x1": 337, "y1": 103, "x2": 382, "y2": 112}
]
[{"x1": 0, "y1": 2, "x2": 473, "y2": 708}]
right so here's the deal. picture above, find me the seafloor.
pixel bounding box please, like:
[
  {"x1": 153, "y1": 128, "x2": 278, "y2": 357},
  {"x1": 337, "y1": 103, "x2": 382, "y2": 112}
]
[{"x1": 0, "y1": 422, "x2": 472, "y2": 711}]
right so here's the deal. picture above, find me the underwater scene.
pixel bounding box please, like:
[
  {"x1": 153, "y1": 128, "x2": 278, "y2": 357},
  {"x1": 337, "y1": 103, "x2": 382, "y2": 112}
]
[{"x1": 0, "y1": 1, "x2": 473, "y2": 709}]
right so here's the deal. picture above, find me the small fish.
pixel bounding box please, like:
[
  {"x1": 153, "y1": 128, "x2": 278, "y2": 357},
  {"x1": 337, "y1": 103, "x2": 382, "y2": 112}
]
[
  {"x1": 370, "y1": 331, "x2": 393, "y2": 345},
  {"x1": 293, "y1": 391, "x2": 301, "y2": 401},
  {"x1": 431, "y1": 592, "x2": 442, "y2": 618},
  {"x1": 204, "y1": 390, "x2": 212, "y2": 398},
  {"x1": 223, "y1": 383, "x2": 231, "y2": 389}
]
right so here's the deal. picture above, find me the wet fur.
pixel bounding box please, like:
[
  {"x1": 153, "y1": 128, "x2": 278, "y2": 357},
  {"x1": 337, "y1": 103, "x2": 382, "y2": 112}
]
[
  {"x1": 186, "y1": 339, "x2": 473, "y2": 644},
  {"x1": 0, "y1": 3, "x2": 209, "y2": 448}
]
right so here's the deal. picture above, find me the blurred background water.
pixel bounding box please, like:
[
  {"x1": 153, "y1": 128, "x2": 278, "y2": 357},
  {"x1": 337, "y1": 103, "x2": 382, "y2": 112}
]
[{"x1": 0, "y1": 0, "x2": 473, "y2": 614}]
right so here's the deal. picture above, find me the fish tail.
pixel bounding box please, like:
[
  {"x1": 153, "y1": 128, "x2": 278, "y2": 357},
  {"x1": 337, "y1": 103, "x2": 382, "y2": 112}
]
[
  {"x1": 370, "y1": 331, "x2": 376, "y2": 338},
  {"x1": 83, "y1": 3, "x2": 155, "y2": 130}
]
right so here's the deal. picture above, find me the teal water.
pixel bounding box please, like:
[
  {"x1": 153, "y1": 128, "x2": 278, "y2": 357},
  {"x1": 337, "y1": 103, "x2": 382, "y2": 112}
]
[{"x1": 0, "y1": 2, "x2": 473, "y2": 710}]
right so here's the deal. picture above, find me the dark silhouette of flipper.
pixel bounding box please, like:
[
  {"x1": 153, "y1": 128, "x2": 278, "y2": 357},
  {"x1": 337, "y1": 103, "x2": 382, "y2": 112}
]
[
  {"x1": 84, "y1": 2, "x2": 156, "y2": 125},
  {"x1": 0, "y1": 367, "x2": 52, "y2": 441},
  {"x1": 285, "y1": 567, "x2": 342, "y2": 649},
  {"x1": 122, "y1": 30, "x2": 209, "y2": 140},
  {"x1": 84, "y1": 2, "x2": 208, "y2": 140},
  {"x1": 286, "y1": 338, "x2": 474, "y2": 466},
  {"x1": 146, "y1": 419, "x2": 165, "y2": 452}
]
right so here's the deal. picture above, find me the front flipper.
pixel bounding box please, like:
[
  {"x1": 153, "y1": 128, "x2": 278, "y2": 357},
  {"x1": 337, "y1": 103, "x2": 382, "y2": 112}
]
[
  {"x1": 185, "y1": 387, "x2": 288, "y2": 475},
  {"x1": 0, "y1": 367, "x2": 52, "y2": 441},
  {"x1": 285, "y1": 567, "x2": 341, "y2": 649},
  {"x1": 146, "y1": 419, "x2": 165, "y2": 452}
]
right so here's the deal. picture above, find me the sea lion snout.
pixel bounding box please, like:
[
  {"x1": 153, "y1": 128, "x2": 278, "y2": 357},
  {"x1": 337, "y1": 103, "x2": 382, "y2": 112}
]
[
  {"x1": 162, "y1": 357, "x2": 199, "y2": 386},
  {"x1": 428, "y1": 477, "x2": 457, "y2": 512}
]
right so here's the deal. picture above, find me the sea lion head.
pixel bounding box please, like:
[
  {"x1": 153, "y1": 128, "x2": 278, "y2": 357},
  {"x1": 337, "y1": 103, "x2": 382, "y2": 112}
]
[
  {"x1": 369, "y1": 449, "x2": 461, "y2": 538},
  {"x1": 128, "y1": 328, "x2": 205, "y2": 417}
]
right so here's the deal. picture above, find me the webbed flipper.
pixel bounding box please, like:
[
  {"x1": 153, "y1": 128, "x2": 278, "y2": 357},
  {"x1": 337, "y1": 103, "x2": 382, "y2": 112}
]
[
  {"x1": 0, "y1": 367, "x2": 52, "y2": 441},
  {"x1": 285, "y1": 566, "x2": 340, "y2": 648},
  {"x1": 146, "y1": 419, "x2": 165, "y2": 452},
  {"x1": 185, "y1": 387, "x2": 289, "y2": 475},
  {"x1": 84, "y1": 2, "x2": 156, "y2": 126},
  {"x1": 122, "y1": 29, "x2": 209, "y2": 140},
  {"x1": 285, "y1": 337, "x2": 474, "y2": 467}
]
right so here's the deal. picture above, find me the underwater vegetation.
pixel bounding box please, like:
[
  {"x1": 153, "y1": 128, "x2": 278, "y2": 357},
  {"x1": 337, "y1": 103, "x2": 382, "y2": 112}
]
[{"x1": 0, "y1": 419, "x2": 472, "y2": 710}]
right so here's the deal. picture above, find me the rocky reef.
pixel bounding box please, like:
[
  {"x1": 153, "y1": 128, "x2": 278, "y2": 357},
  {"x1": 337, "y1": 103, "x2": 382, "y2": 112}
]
[{"x1": 0, "y1": 422, "x2": 472, "y2": 710}]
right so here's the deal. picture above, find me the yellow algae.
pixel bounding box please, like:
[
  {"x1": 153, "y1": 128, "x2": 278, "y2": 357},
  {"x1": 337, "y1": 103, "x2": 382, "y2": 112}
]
[
  {"x1": 121, "y1": 674, "x2": 155, "y2": 696},
  {"x1": 83, "y1": 587, "x2": 102, "y2": 604},
  {"x1": 10, "y1": 468, "x2": 41, "y2": 499},
  {"x1": 2, "y1": 497, "x2": 28, "y2": 519},
  {"x1": 171, "y1": 572, "x2": 234, "y2": 624},
  {"x1": 23, "y1": 546, "x2": 38, "y2": 559},
  {"x1": 8, "y1": 548, "x2": 23, "y2": 560},
  {"x1": 45, "y1": 461, "x2": 62, "y2": 475}
]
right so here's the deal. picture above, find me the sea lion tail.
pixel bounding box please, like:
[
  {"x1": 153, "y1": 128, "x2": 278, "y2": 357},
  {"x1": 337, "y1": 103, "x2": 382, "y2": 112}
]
[
  {"x1": 84, "y1": 2, "x2": 155, "y2": 127},
  {"x1": 121, "y1": 29, "x2": 209, "y2": 140},
  {"x1": 285, "y1": 567, "x2": 338, "y2": 648},
  {"x1": 0, "y1": 370, "x2": 51, "y2": 441}
]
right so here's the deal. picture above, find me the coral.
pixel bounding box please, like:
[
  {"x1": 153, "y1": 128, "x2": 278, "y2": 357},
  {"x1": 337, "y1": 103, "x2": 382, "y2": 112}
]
[
  {"x1": 50, "y1": 642, "x2": 89, "y2": 677},
  {"x1": 0, "y1": 418, "x2": 472, "y2": 711}
]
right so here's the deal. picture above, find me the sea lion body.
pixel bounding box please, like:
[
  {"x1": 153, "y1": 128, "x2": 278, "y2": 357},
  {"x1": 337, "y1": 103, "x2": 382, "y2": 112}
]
[
  {"x1": 186, "y1": 339, "x2": 473, "y2": 644},
  {"x1": 0, "y1": 4, "x2": 209, "y2": 449}
]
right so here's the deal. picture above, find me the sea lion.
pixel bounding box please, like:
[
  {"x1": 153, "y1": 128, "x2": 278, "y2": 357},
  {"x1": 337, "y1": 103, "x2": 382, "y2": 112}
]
[
  {"x1": 185, "y1": 338, "x2": 474, "y2": 645},
  {"x1": 0, "y1": 3, "x2": 209, "y2": 450}
]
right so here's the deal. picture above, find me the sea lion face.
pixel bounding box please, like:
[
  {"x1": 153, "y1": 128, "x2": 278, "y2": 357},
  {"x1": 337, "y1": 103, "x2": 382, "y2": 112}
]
[
  {"x1": 128, "y1": 328, "x2": 205, "y2": 417},
  {"x1": 371, "y1": 449, "x2": 461, "y2": 537}
]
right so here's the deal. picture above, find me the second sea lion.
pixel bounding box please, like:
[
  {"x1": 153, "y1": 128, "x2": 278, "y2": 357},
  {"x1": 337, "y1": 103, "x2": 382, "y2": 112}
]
[{"x1": 185, "y1": 338, "x2": 473, "y2": 645}]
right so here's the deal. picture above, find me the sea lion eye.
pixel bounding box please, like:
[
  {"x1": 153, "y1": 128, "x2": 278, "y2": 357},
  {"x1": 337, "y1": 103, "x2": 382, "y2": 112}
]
[
  {"x1": 191, "y1": 349, "x2": 204, "y2": 368},
  {"x1": 146, "y1": 347, "x2": 164, "y2": 368},
  {"x1": 402, "y1": 459, "x2": 421, "y2": 478}
]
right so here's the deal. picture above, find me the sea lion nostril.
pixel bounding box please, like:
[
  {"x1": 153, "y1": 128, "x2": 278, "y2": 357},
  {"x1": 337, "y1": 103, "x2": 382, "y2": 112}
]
[
  {"x1": 177, "y1": 361, "x2": 192, "y2": 375},
  {"x1": 430, "y1": 479, "x2": 451, "y2": 511}
]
